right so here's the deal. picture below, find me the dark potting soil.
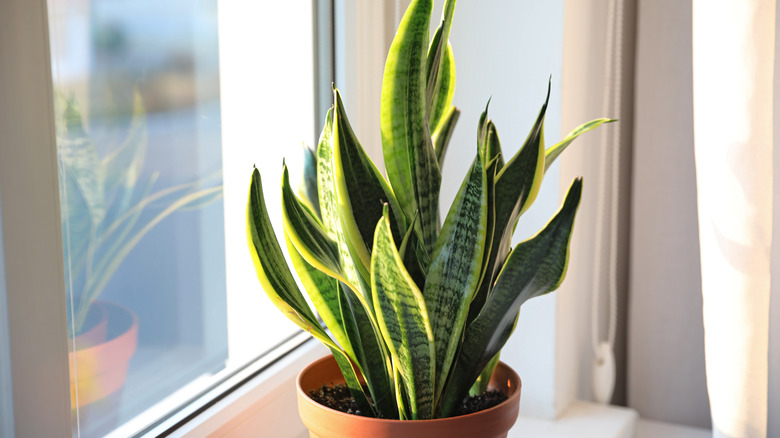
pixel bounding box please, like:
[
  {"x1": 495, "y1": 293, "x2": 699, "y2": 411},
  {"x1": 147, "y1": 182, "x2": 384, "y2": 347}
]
[
  {"x1": 308, "y1": 384, "x2": 508, "y2": 418},
  {"x1": 308, "y1": 384, "x2": 368, "y2": 417},
  {"x1": 452, "y1": 390, "x2": 508, "y2": 416}
]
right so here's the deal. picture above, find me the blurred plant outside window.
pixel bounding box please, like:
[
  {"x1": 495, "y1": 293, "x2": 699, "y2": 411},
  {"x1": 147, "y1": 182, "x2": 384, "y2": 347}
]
[{"x1": 47, "y1": 1, "x2": 318, "y2": 436}]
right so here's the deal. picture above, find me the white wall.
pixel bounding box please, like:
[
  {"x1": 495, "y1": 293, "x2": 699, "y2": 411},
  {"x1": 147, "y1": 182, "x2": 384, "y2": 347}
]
[{"x1": 433, "y1": 0, "x2": 565, "y2": 419}]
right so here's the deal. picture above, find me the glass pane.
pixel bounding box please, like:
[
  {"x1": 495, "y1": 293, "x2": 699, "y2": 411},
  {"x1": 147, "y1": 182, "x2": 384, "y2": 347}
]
[
  {"x1": 47, "y1": 1, "x2": 317, "y2": 436},
  {"x1": 0, "y1": 188, "x2": 15, "y2": 438}
]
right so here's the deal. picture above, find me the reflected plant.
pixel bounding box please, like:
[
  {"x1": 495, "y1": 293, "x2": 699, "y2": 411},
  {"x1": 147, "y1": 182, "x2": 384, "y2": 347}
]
[
  {"x1": 56, "y1": 91, "x2": 223, "y2": 337},
  {"x1": 247, "y1": 0, "x2": 613, "y2": 420}
]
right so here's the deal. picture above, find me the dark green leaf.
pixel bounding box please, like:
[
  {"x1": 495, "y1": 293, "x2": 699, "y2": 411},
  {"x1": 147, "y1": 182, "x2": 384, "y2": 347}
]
[
  {"x1": 333, "y1": 89, "x2": 405, "y2": 273},
  {"x1": 247, "y1": 167, "x2": 374, "y2": 415},
  {"x1": 371, "y1": 206, "x2": 436, "y2": 419},
  {"x1": 281, "y1": 165, "x2": 341, "y2": 278},
  {"x1": 432, "y1": 106, "x2": 460, "y2": 167},
  {"x1": 298, "y1": 143, "x2": 320, "y2": 217},
  {"x1": 381, "y1": 0, "x2": 441, "y2": 258},
  {"x1": 544, "y1": 118, "x2": 616, "y2": 173},
  {"x1": 423, "y1": 154, "x2": 487, "y2": 402},
  {"x1": 426, "y1": 0, "x2": 457, "y2": 131},
  {"x1": 440, "y1": 178, "x2": 582, "y2": 417},
  {"x1": 338, "y1": 281, "x2": 398, "y2": 419}
]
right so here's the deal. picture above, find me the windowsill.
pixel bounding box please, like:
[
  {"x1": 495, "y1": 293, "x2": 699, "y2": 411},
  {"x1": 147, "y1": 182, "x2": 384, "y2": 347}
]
[
  {"x1": 510, "y1": 401, "x2": 638, "y2": 438},
  {"x1": 635, "y1": 419, "x2": 711, "y2": 438},
  {"x1": 168, "y1": 336, "x2": 640, "y2": 438}
]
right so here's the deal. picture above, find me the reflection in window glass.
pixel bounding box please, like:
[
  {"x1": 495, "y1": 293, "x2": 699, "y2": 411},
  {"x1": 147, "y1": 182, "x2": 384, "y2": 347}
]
[
  {"x1": 47, "y1": 1, "x2": 317, "y2": 436},
  {"x1": 0, "y1": 190, "x2": 14, "y2": 438}
]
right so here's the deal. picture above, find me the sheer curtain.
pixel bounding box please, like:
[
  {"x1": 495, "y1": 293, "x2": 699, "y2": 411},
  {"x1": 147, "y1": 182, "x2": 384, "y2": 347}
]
[
  {"x1": 566, "y1": 0, "x2": 777, "y2": 436},
  {"x1": 693, "y1": 1, "x2": 774, "y2": 437}
]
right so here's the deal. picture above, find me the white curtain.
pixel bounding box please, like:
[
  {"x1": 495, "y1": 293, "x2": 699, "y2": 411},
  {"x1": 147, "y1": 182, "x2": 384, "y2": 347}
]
[{"x1": 692, "y1": 1, "x2": 774, "y2": 437}]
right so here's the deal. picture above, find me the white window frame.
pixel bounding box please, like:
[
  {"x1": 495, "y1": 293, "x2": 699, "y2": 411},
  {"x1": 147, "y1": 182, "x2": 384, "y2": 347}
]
[{"x1": 0, "y1": 0, "x2": 370, "y2": 436}]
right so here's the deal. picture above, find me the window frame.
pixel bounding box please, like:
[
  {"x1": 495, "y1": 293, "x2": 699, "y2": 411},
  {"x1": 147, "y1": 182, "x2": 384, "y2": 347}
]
[
  {"x1": 0, "y1": 0, "x2": 639, "y2": 436},
  {"x1": 0, "y1": 0, "x2": 342, "y2": 436},
  {"x1": 0, "y1": 0, "x2": 73, "y2": 436}
]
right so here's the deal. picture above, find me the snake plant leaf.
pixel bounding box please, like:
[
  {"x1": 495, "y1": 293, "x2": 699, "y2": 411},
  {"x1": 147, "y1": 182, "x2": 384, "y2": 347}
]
[
  {"x1": 102, "y1": 91, "x2": 147, "y2": 199},
  {"x1": 298, "y1": 142, "x2": 320, "y2": 217},
  {"x1": 469, "y1": 351, "x2": 500, "y2": 396},
  {"x1": 426, "y1": 0, "x2": 457, "y2": 131},
  {"x1": 476, "y1": 99, "x2": 490, "y2": 161},
  {"x1": 317, "y1": 109, "x2": 338, "y2": 240},
  {"x1": 484, "y1": 121, "x2": 506, "y2": 171},
  {"x1": 423, "y1": 154, "x2": 487, "y2": 401},
  {"x1": 468, "y1": 156, "x2": 501, "y2": 324},
  {"x1": 317, "y1": 108, "x2": 366, "y2": 296},
  {"x1": 338, "y1": 281, "x2": 398, "y2": 419},
  {"x1": 544, "y1": 118, "x2": 617, "y2": 174},
  {"x1": 286, "y1": 234, "x2": 353, "y2": 359},
  {"x1": 333, "y1": 89, "x2": 405, "y2": 272},
  {"x1": 432, "y1": 106, "x2": 460, "y2": 167},
  {"x1": 381, "y1": 0, "x2": 441, "y2": 258},
  {"x1": 281, "y1": 165, "x2": 341, "y2": 278},
  {"x1": 83, "y1": 185, "x2": 222, "y2": 325},
  {"x1": 248, "y1": 167, "x2": 373, "y2": 415},
  {"x1": 440, "y1": 178, "x2": 583, "y2": 417},
  {"x1": 478, "y1": 82, "x2": 550, "y2": 306},
  {"x1": 372, "y1": 206, "x2": 436, "y2": 420},
  {"x1": 398, "y1": 212, "x2": 427, "y2": 290},
  {"x1": 58, "y1": 96, "x2": 107, "y2": 230},
  {"x1": 468, "y1": 310, "x2": 517, "y2": 396}
]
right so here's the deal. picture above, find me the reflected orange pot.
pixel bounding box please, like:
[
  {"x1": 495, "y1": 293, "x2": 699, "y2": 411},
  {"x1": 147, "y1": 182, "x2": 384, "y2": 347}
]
[
  {"x1": 297, "y1": 355, "x2": 522, "y2": 438},
  {"x1": 68, "y1": 301, "x2": 138, "y2": 408}
]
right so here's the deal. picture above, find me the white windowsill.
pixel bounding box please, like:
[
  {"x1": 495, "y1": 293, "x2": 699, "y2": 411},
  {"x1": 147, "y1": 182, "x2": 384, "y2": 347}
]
[
  {"x1": 510, "y1": 401, "x2": 638, "y2": 438},
  {"x1": 169, "y1": 335, "x2": 640, "y2": 438},
  {"x1": 635, "y1": 419, "x2": 711, "y2": 438}
]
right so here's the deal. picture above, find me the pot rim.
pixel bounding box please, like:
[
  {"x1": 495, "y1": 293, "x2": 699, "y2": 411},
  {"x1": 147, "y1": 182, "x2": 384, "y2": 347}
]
[{"x1": 296, "y1": 354, "x2": 521, "y2": 424}]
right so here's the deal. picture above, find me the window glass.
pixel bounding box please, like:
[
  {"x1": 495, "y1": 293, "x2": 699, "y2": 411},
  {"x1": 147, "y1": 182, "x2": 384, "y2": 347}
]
[
  {"x1": 47, "y1": 1, "x2": 317, "y2": 436},
  {"x1": 0, "y1": 188, "x2": 15, "y2": 438}
]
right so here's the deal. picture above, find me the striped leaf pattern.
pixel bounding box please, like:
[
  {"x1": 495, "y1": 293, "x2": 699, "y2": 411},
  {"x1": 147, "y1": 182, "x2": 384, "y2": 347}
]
[
  {"x1": 245, "y1": 0, "x2": 614, "y2": 420},
  {"x1": 381, "y1": 0, "x2": 441, "y2": 257},
  {"x1": 423, "y1": 154, "x2": 487, "y2": 402},
  {"x1": 246, "y1": 168, "x2": 373, "y2": 415},
  {"x1": 316, "y1": 108, "x2": 365, "y2": 295},
  {"x1": 432, "y1": 106, "x2": 460, "y2": 167},
  {"x1": 440, "y1": 178, "x2": 583, "y2": 416},
  {"x1": 372, "y1": 207, "x2": 436, "y2": 419},
  {"x1": 332, "y1": 90, "x2": 405, "y2": 273},
  {"x1": 426, "y1": 0, "x2": 457, "y2": 131}
]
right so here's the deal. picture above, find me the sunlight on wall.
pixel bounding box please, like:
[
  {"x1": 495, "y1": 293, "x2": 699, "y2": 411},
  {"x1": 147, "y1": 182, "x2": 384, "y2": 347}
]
[{"x1": 218, "y1": 1, "x2": 316, "y2": 367}]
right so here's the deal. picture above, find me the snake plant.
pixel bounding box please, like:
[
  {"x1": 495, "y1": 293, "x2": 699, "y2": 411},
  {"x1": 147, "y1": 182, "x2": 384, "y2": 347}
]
[
  {"x1": 57, "y1": 92, "x2": 223, "y2": 337},
  {"x1": 247, "y1": 0, "x2": 613, "y2": 420}
]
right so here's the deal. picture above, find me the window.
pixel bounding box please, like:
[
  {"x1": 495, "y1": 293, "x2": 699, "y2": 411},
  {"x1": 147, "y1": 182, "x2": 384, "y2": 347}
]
[
  {"x1": 1, "y1": 1, "x2": 639, "y2": 437},
  {"x1": 2, "y1": 0, "x2": 329, "y2": 436}
]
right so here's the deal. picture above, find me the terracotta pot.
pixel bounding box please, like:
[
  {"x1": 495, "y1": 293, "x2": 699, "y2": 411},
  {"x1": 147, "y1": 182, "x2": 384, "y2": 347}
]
[
  {"x1": 69, "y1": 301, "x2": 138, "y2": 408},
  {"x1": 297, "y1": 355, "x2": 522, "y2": 438},
  {"x1": 72, "y1": 302, "x2": 109, "y2": 349}
]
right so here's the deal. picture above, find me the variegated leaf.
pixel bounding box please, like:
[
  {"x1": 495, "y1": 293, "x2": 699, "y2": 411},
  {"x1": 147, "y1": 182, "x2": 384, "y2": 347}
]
[
  {"x1": 246, "y1": 167, "x2": 373, "y2": 415},
  {"x1": 371, "y1": 206, "x2": 436, "y2": 419},
  {"x1": 332, "y1": 89, "x2": 405, "y2": 275},
  {"x1": 423, "y1": 154, "x2": 487, "y2": 403},
  {"x1": 381, "y1": 0, "x2": 441, "y2": 258},
  {"x1": 281, "y1": 165, "x2": 341, "y2": 278},
  {"x1": 432, "y1": 105, "x2": 460, "y2": 167},
  {"x1": 338, "y1": 281, "x2": 398, "y2": 419},
  {"x1": 426, "y1": 0, "x2": 457, "y2": 131},
  {"x1": 440, "y1": 178, "x2": 582, "y2": 417},
  {"x1": 544, "y1": 118, "x2": 616, "y2": 173},
  {"x1": 317, "y1": 108, "x2": 366, "y2": 297}
]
